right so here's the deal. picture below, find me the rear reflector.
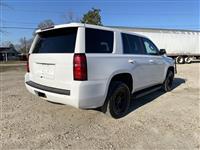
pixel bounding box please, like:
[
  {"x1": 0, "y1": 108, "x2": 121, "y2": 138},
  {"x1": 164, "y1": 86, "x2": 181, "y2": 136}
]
[
  {"x1": 26, "y1": 54, "x2": 30, "y2": 72},
  {"x1": 73, "y1": 54, "x2": 87, "y2": 81}
]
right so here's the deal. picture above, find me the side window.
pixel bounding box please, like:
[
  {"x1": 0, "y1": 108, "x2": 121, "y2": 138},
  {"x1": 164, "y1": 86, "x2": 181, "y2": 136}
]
[
  {"x1": 122, "y1": 34, "x2": 130, "y2": 53},
  {"x1": 142, "y1": 38, "x2": 159, "y2": 55},
  {"x1": 85, "y1": 28, "x2": 113, "y2": 53},
  {"x1": 122, "y1": 33, "x2": 145, "y2": 54}
]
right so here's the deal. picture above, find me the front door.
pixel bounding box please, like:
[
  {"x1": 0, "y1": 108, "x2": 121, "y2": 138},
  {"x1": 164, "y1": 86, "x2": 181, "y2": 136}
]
[{"x1": 142, "y1": 38, "x2": 166, "y2": 84}]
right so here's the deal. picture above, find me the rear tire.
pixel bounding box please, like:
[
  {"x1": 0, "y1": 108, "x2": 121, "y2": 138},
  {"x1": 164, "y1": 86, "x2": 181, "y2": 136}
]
[
  {"x1": 185, "y1": 56, "x2": 192, "y2": 64},
  {"x1": 102, "y1": 81, "x2": 131, "y2": 119},
  {"x1": 176, "y1": 56, "x2": 185, "y2": 64},
  {"x1": 162, "y1": 70, "x2": 174, "y2": 92}
]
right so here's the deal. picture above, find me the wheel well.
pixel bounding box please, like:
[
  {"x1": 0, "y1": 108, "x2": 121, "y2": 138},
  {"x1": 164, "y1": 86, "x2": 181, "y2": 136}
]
[
  {"x1": 109, "y1": 73, "x2": 133, "y2": 92},
  {"x1": 168, "y1": 66, "x2": 174, "y2": 74}
]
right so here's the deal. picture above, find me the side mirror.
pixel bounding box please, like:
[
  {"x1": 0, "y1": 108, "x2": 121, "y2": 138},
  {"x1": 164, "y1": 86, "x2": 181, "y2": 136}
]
[{"x1": 159, "y1": 49, "x2": 166, "y2": 55}]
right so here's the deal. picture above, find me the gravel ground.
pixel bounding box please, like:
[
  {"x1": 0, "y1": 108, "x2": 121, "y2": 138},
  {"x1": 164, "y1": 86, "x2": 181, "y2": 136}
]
[{"x1": 1, "y1": 63, "x2": 199, "y2": 149}]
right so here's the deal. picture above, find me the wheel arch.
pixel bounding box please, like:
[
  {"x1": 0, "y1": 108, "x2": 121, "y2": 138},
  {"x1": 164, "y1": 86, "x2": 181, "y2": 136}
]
[
  {"x1": 108, "y1": 73, "x2": 133, "y2": 92},
  {"x1": 104, "y1": 72, "x2": 134, "y2": 103},
  {"x1": 101, "y1": 72, "x2": 133, "y2": 110},
  {"x1": 168, "y1": 66, "x2": 175, "y2": 74},
  {"x1": 165, "y1": 66, "x2": 175, "y2": 79}
]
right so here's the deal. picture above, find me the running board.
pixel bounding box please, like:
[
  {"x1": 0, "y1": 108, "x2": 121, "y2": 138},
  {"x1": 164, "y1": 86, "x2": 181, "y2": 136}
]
[{"x1": 133, "y1": 85, "x2": 162, "y2": 99}]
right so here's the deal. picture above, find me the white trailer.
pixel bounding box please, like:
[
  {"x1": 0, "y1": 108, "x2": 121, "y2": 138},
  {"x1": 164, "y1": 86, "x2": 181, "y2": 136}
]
[{"x1": 114, "y1": 27, "x2": 200, "y2": 64}]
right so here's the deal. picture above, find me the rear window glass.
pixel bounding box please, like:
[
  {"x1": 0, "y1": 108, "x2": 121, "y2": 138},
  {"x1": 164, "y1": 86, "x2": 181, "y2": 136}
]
[
  {"x1": 122, "y1": 33, "x2": 145, "y2": 54},
  {"x1": 32, "y1": 27, "x2": 77, "y2": 53},
  {"x1": 86, "y1": 28, "x2": 114, "y2": 53}
]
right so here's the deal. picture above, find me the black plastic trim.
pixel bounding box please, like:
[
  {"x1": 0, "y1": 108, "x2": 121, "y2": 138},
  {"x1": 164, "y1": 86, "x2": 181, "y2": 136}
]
[{"x1": 26, "y1": 81, "x2": 70, "y2": 95}]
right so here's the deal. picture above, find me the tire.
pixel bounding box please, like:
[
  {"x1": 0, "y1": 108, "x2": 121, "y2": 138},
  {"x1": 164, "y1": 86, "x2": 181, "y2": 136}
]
[
  {"x1": 102, "y1": 81, "x2": 131, "y2": 119},
  {"x1": 162, "y1": 70, "x2": 174, "y2": 92},
  {"x1": 185, "y1": 56, "x2": 192, "y2": 64},
  {"x1": 176, "y1": 56, "x2": 185, "y2": 64}
]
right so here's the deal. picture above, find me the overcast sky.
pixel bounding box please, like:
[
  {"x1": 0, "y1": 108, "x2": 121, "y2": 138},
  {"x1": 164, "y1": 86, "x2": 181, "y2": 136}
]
[{"x1": 1, "y1": 0, "x2": 199, "y2": 44}]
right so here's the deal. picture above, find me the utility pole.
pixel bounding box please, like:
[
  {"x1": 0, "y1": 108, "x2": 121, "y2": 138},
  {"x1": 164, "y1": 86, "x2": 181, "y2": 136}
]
[{"x1": 24, "y1": 37, "x2": 27, "y2": 54}]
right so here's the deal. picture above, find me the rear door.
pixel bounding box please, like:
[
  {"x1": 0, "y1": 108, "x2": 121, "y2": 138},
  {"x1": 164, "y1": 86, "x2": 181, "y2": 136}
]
[
  {"x1": 121, "y1": 33, "x2": 154, "y2": 91},
  {"x1": 29, "y1": 27, "x2": 78, "y2": 89}
]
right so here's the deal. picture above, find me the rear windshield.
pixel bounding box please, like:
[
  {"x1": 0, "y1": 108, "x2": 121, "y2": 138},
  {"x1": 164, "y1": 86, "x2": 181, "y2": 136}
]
[{"x1": 32, "y1": 27, "x2": 77, "y2": 53}]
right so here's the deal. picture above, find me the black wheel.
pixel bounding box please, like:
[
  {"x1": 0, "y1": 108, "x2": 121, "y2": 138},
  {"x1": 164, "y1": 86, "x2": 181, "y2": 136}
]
[
  {"x1": 162, "y1": 70, "x2": 174, "y2": 92},
  {"x1": 176, "y1": 56, "x2": 185, "y2": 64},
  {"x1": 102, "y1": 81, "x2": 131, "y2": 119}
]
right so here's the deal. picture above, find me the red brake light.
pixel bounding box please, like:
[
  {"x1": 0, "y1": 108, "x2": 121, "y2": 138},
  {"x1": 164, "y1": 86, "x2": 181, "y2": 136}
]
[
  {"x1": 26, "y1": 54, "x2": 30, "y2": 72},
  {"x1": 73, "y1": 54, "x2": 87, "y2": 81}
]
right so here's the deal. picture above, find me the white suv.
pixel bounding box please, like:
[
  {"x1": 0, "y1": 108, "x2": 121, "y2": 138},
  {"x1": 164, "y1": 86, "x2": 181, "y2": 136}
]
[{"x1": 25, "y1": 23, "x2": 175, "y2": 118}]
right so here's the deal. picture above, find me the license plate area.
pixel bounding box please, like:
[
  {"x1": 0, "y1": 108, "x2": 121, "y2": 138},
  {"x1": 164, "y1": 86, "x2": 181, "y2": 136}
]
[{"x1": 34, "y1": 63, "x2": 55, "y2": 80}]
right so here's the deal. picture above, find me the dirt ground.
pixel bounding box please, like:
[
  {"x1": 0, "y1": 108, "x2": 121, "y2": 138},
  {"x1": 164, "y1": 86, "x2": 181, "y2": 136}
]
[{"x1": 0, "y1": 63, "x2": 199, "y2": 149}]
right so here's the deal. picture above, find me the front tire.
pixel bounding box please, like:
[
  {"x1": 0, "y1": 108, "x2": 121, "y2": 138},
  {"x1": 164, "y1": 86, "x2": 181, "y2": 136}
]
[
  {"x1": 102, "y1": 81, "x2": 131, "y2": 119},
  {"x1": 162, "y1": 70, "x2": 174, "y2": 92}
]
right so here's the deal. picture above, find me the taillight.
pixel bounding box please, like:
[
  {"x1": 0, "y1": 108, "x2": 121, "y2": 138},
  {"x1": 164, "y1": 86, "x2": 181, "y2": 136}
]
[
  {"x1": 26, "y1": 54, "x2": 30, "y2": 72},
  {"x1": 73, "y1": 54, "x2": 87, "y2": 81}
]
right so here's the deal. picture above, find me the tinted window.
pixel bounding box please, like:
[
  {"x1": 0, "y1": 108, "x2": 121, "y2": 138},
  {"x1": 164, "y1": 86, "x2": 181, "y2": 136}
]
[
  {"x1": 86, "y1": 28, "x2": 113, "y2": 53},
  {"x1": 32, "y1": 28, "x2": 77, "y2": 53},
  {"x1": 122, "y1": 33, "x2": 145, "y2": 54},
  {"x1": 142, "y1": 38, "x2": 159, "y2": 55}
]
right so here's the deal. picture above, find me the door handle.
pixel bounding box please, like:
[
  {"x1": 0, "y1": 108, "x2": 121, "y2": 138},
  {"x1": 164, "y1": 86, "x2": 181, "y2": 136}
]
[
  {"x1": 149, "y1": 59, "x2": 155, "y2": 64},
  {"x1": 128, "y1": 59, "x2": 136, "y2": 64}
]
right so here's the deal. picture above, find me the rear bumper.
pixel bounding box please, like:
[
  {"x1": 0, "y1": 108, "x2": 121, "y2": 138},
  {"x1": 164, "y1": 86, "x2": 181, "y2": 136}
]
[
  {"x1": 25, "y1": 73, "x2": 107, "y2": 109},
  {"x1": 26, "y1": 81, "x2": 70, "y2": 95},
  {"x1": 25, "y1": 81, "x2": 79, "y2": 108}
]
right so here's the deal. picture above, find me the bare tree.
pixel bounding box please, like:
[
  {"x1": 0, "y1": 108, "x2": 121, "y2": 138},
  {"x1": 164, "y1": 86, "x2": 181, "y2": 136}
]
[
  {"x1": 17, "y1": 37, "x2": 33, "y2": 54},
  {"x1": 37, "y1": 19, "x2": 54, "y2": 29},
  {"x1": 1, "y1": 41, "x2": 12, "y2": 47},
  {"x1": 62, "y1": 10, "x2": 80, "y2": 23}
]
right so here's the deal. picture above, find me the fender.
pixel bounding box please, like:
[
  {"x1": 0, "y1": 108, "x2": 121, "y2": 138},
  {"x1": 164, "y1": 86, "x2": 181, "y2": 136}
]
[{"x1": 102, "y1": 69, "x2": 134, "y2": 105}]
